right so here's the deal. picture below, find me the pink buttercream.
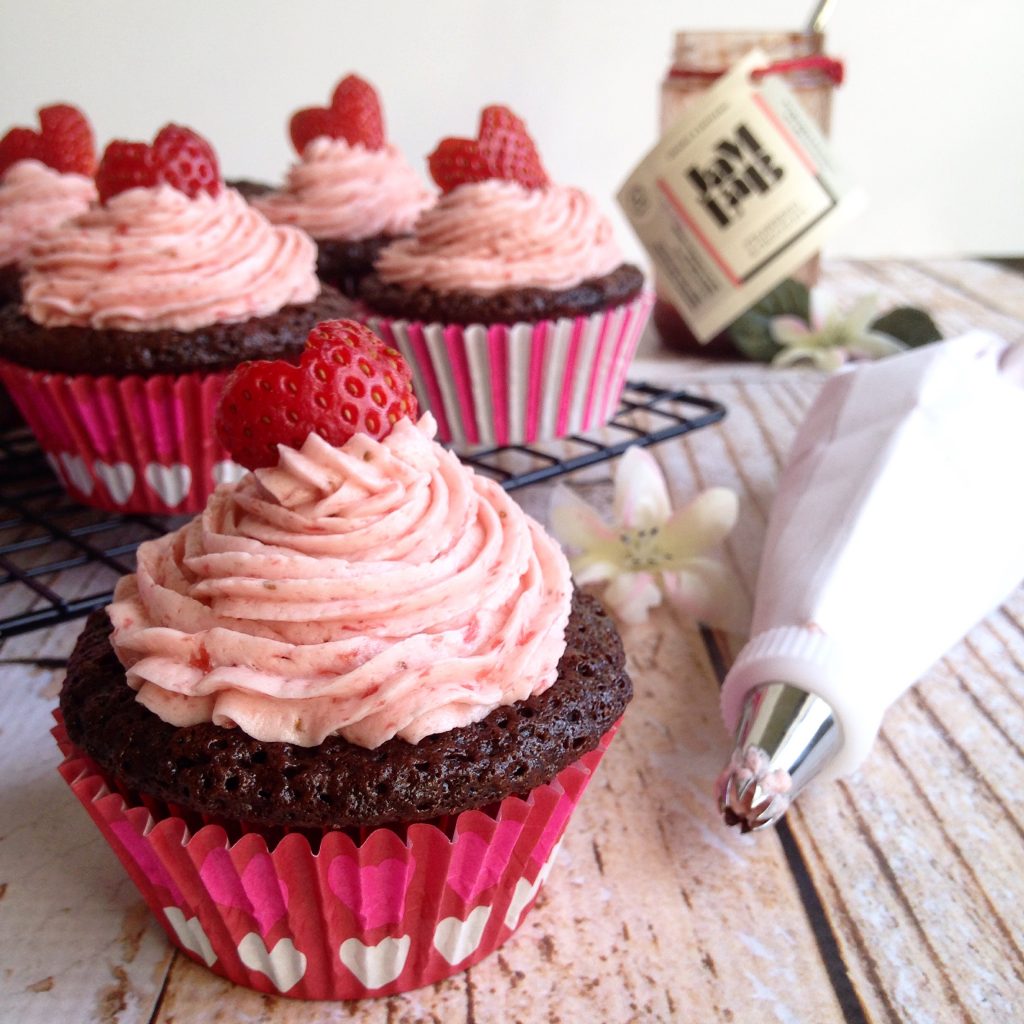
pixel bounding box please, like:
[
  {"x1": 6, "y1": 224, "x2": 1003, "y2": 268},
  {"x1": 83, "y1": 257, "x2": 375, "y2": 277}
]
[
  {"x1": 107, "y1": 414, "x2": 573, "y2": 749},
  {"x1": 254, "y1": 137, "x2": 433, "y2": 241},
  {"x1": 22, "y1": 185, "x2": 319, "y2": 331},
  {"x1": 374, "y1": 180, "x2": 623, "y2": 295},
  {"x1": 0, "y1": 160, "x2": 96, "y2": 268}
]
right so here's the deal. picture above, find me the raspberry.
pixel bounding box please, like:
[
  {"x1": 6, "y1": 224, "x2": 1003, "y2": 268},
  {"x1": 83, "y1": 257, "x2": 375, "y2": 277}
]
[
  {"x1": 289, "y1": 73, "x2": 385, "y2": 155},
  {"x1": 216, "y1": 319, "x2": 418, "y2": 470},
  {"x1": 95, "y1": 124, "x2": 220, "y2": 203},
  {"x1": 0, "y1": 103, "x2": 95, "y2": 178},
  {"x1": 428, "y1": 104, "x2": 548, "y2": 194}
]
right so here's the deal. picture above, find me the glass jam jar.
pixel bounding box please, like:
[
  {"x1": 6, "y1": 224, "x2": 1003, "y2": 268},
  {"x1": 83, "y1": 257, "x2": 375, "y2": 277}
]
[{"x1": 655, "y1": 31, "x2": 841, "y2": 355}]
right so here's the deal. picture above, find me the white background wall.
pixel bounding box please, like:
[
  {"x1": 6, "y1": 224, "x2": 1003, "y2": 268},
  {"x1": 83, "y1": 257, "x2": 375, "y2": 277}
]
[{"x1": 1, "y1": 0, "x2": 1020, "y2": 267}]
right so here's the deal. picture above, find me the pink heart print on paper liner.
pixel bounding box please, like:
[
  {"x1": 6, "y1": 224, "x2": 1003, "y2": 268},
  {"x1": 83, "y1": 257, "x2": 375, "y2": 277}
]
[
  {"x1": 54, "y1": 714, "x2": 618, "y2": 999},
  {"x1": 0, "y1": 360, "x2": 246, "y2": 514}
]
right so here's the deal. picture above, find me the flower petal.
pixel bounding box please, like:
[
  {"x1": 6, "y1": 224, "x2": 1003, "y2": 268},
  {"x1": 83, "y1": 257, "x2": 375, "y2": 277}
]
[
  {"x1": 847, "y1": 330, "x2": 905, "y2": 360},
  {"x1": 549, "y1": 483, "x2": 616, "y2": 550},
  {"x1": 658, "y1": 487, "x2": 739, "y2": 562},
  {"x1": 602, "y1": 571, "x2": 663, "y2": 624},
  {"x1": 663, "y1": 557, "x2": 751, "y2": 633},
  {"x1": 769, "y1": 315, "x2": 812, "y2": 347},
  {"x1": 844, "y1": 294, "x2": 880, "y2": 336},
  {"x1": 613, "y1": 446, "x2": 671, "y2": 529},
  {"x1": 808, "y1": 287, "x2": 838, "y2": 329},
  {"x1": 570, "y1": 553, "x2": 624, "y2": 586}
]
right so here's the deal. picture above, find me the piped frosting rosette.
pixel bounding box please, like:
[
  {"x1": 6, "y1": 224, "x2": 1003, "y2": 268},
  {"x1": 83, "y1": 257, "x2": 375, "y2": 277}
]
[
  {"x1": 375, "y1": 180, "x2": 622, "y2": 294},
  {"x1": 107, "y1": 413, "x2": 573, "y2": 749},
  {"x1": 254, "y1": 137, "x2": 433, "y2": 242},
  {"x1": 23, "y1": 184, "x2": 318, "y2": 330},
  {"x1": 0, "y1": 159, "x2": 97, "y2": 268},
  {"x1": 369, "y1": 180, "x2": 652, "y2": 448}
]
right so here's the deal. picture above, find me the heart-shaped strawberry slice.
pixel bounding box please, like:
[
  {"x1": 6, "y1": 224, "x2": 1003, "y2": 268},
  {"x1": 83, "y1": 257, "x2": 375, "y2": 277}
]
[
  {"x1": 428, "y1": 105, "x2": 548, "y2": 194},
  {"x1": 216, "y1": 319, "x2": 418, "y2": 470},
  {"x1": 95, "y1": 124, "x2": 221, "y2": 204},
  {"x1": 289, "y1": 73, "x2": 385, "y2": 155},
  {"x1": 0, "y1": 103, "x2": 96, "y2": 178}
]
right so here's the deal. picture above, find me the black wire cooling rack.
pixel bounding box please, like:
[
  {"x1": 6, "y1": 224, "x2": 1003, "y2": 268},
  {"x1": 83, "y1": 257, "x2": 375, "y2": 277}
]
[{"x1": 0, "y1": 382, "x2": 725, "y2": 638}]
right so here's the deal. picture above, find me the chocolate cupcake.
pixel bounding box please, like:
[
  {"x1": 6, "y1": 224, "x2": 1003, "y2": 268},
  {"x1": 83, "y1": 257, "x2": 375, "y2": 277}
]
[
  {"x1": 55, "y1": 321, "x2": 632, "y2": 998},
  {"x1": 0, "y1": 124, "x2": 352, "y2": 514},
  {"x1": 0, "y1": 104, "x2": 98, "y2": 428},
  {"x1": 0, "y1": 103, "x2": 98, "y2": 307},
  {"x1": 361, "y1": 105, "x2": 651, "y2": 449},
  {"x1": 253, "y1": 74, "x2": 433, "y2": 297}
]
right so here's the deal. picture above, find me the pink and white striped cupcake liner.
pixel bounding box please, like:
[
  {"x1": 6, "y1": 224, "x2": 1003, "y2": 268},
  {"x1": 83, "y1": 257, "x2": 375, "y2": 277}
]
[{"x1": 369, "y1": 292, "x2": 654, "y2": 449}]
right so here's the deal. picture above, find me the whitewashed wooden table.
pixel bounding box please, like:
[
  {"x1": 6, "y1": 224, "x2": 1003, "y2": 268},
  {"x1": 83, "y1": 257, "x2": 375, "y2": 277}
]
[{"x1": 1, "y1": 259, "x2": 1022, "y2": 1023}]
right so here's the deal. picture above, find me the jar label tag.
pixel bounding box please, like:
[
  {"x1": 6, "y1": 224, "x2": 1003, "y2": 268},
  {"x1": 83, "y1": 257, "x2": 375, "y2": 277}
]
[{"x1": 618, "y1": 49, "x2": 863, "y2": 342}]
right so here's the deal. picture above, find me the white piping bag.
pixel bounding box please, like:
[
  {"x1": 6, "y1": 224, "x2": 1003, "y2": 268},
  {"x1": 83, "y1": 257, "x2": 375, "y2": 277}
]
[{"x1": 717, "y1": 332, "x2": 1024, "y2": 830}]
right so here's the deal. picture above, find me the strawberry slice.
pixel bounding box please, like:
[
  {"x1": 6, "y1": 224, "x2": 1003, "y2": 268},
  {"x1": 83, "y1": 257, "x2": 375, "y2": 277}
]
[
  {"x1": 216, "y1": 319, "x2": 418, "y2": 470},
  {"x1": 95, "y1": 124, "x2": 221, "y2": 204},
  {"x1": 0, "y1": 103, "x2": 95, "y2": 178},
  {"x1": 428, "y1": 104, "x2": 548, "y2": 194},
  {"x1": 289, "y1": 73, "x2": 385, "y2": 155}
]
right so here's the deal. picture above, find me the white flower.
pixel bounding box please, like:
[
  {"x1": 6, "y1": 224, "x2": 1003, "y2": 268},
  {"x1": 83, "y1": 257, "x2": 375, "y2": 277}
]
[
  {"x1": 549, "y1": 446, "x2": 748, "y2": 631},
  {"x1": 770, "y1": 289, "x2": 905, "y2": 371}
]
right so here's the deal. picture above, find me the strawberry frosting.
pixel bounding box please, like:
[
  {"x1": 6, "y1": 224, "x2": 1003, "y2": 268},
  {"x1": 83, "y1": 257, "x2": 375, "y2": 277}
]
[
  {"x1": 254, "y1": 137, "x2": 433, "y2": 242},
  {"x1": 22, "y1": 185, "x2": 319, "y2": 331},
  {"x1": 107, "y1": 414, "x2": 573, "y2": 749},
  {"x1": 374, "y1": 180, "x2": 623, "y2": 295},
  {"x1": 0, "y1": 160, "x2": 96, "y2": 268}
]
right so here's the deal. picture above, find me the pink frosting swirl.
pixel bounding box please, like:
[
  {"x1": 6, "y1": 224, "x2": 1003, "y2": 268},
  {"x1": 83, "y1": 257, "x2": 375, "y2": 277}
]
[
  {"x1": 254, "y1": 137, "x2": 433, "y2": 241},
  {"x1": 374, "y1": 180, "x2": 623, "y2": 294},
  {"x1": 22, "y1": 185, "x2": 319, "y2": 331},
  {"x1": 107, "y1": 414, "x2": 573, "y2": 749},
  {"x1": 0, "y1": 160, "x2": 96, "y2": 268}
]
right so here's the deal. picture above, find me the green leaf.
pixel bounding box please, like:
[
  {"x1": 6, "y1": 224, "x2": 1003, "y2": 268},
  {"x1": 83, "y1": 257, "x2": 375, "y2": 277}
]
[
  {"x1": 870, "y1": 307, "x2": 942, "y2": 348},
  {"x1": 726, "y1": 278, "x2": 811, "y2": 362}
]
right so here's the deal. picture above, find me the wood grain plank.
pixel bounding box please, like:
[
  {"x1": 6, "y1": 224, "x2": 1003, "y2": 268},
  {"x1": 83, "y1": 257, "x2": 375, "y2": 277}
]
[
  {"x1": 909, "y1": 260, "x2": 1024, "y2": 322},
  {"x1": 836, "y1": 259, "x2": 1024, "y2": 344}
]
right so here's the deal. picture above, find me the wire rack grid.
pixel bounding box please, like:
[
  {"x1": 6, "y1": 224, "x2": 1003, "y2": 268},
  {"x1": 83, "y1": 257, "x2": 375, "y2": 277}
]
[{"x1": 0, "y1": 382, "x2": 725, "y2": 639}]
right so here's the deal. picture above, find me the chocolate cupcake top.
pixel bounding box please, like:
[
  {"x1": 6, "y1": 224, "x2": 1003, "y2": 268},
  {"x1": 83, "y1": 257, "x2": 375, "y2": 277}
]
[
  {"x1": 365, "y1": 105, "x2": 643, "y2": 323},
  {"x1": 61, "y1": 589, "x2": 630, "y2": 828}
]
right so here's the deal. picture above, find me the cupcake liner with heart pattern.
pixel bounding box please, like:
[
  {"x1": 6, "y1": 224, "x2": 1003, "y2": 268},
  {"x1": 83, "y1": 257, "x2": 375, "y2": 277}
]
[
  {"x1": 0, "y1": 359, "x2": 247, "y2": 514},
  {"x1": 368, "y1": 292, "x2": 654, "y2": 450},
  {"x1": 54, "y1": 714, "x2": 619, "y2": 1000}
]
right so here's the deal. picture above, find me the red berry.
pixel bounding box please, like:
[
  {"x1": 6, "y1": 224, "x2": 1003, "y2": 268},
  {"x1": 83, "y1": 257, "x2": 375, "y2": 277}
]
[
  {"x1": 95, "y1": 124, "x2": 221, "y2": 203},
  {"x1": 0, "y1": 103, "x2": 95, "y2": 178},
  {"x1": 216, "y1": 320, "x2": 419, "y2": 470},
  {"x1": 0, "y1": 128, "x2": 42, "y2": 176},
  {"x1": 151, "y1": 125, "x2": 221, "y2": 198},
  {"x1": 95, "y1": 141, "x2": 158, "y2": 200},
  {"x1": 428, "y1": 104, "x2": 548, "y2": 194},
  {"x1": 289, "y1": 73, "x2": 385, "y2": 155},
  {"x1": 38, "y1": 104, "x2": 96, "y2": 175}
]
